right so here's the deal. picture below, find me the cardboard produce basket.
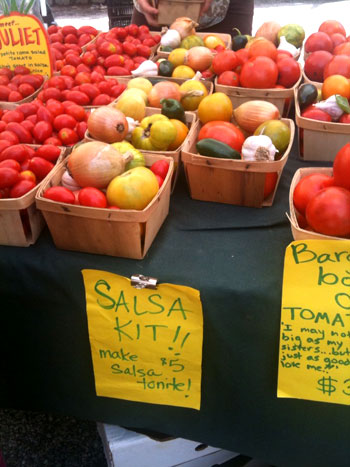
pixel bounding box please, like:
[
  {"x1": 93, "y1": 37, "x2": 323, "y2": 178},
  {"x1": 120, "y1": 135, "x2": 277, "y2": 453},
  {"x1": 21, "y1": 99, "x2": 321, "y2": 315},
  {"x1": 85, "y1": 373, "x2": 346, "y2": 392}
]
[
  {"x1": 0, "y1": 145, "x2": 67, "y2": 247},
  {"x1": 157, "y1": 32, "x2": 232, "y2": 58},
  {"x1": 181, "y1": 118, "x2": 295, "y2": 208},
  {"x1": 294, "y1": 86, "x2": 350, "y2": 161},
  {"x1": 288, "y1": 166, "x2": 348, "y2": 241},
  {"x1": 35, "y1": 153, "x2": 174, "y2": 259},
  {"x1": 215, "y1": 69, "x2": 302, "y2": 118},
  {"x1": 85, "y1": 107, "x2": 197, "y2": 189},
  {"x1": 156, "y1": 0, "x2": 204, "y2": 25}
]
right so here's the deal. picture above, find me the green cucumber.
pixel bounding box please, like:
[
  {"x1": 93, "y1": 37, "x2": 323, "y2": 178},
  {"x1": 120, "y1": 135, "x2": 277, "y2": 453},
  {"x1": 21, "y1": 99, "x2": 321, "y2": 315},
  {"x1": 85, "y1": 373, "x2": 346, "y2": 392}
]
[{"x1": 196, "y1": 138, "x2": 241, "y2": 159}]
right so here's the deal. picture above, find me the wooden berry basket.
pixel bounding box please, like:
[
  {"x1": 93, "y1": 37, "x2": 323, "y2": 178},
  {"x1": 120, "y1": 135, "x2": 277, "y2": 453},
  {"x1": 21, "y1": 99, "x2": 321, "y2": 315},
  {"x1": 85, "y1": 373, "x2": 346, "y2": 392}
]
[
  {"x1": 215, "y1": 67, "x2": 302, "y2": 118},
  {"x1": 156, "y1": 32, "x2": 232, "y2": 59},
  {"x1": 181, "y1": 118, "x2": 295, "y2": 208},
  {"x1": 157, "y1": 0, "x2": 204, "y2": 25},
  {"x1": 294, "y1": 86, "x2": 350, "y2": 161},
  {"x1": 35, "y1": 154, "x2": 174, "y2": 259},
  {"x1": 85, "y1": 107, "x2": 197, "y2": 190},
  {"x1": 288, "y1": 166, "x2": 347, "y2": 241},
  {"x1": 0, "y1": 145, "x2": 67, "y2": 247}
]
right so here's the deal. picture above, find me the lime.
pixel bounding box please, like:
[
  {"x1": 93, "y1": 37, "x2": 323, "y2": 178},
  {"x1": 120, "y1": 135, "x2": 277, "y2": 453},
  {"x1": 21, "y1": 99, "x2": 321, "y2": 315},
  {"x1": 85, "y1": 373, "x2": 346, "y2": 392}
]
[
  {"x1": 277, "y1": 24, "x2": 305, "y2": 48},
  {"x1": 254, "y1": 120, "x2": 291, "y2": 155}
]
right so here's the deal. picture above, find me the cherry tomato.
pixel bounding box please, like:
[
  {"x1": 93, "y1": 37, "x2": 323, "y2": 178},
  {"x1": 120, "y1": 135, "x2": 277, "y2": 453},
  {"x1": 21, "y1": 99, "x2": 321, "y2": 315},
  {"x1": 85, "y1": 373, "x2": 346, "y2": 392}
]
[
  {"x1": 43, "y1": 186, "x2": 75, "y2": 204},
  {"x1": 333, "y1": 143, "x2": 350, "y2": 190},
  {"x1": 10, "y1": 179, "x2": 36, "y2": 198},
  {"x1": 150, "y1": 160, "x2": 170, "y2": 180},
  {"x1": 306, "y1": 186, "x2": 350, "y2": 237},
  {"x1": 78, "y1": 187, "x2": 107, "y2": 208},
  {"x1": 293, "y1": 173, "x2": 334, "y2": 215},
  {"x1": 240, "y1": 56, "x2": 278, "y2": 89}
]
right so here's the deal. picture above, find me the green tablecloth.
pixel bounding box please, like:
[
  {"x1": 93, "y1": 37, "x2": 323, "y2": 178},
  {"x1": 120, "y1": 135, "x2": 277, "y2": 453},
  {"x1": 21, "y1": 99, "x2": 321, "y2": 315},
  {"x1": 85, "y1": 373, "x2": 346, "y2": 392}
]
[{"x1": 1, "y1": 138, "x2": 348, "y2": 467}]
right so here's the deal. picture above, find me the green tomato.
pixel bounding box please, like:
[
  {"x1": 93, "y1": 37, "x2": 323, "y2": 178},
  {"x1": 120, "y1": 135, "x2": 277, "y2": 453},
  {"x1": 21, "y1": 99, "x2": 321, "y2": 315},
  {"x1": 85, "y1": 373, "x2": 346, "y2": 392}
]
[
  {"x1": 149, "y1": 120, "x2": 176, "y2": 150},
  {"x1": 254, "y1": 120, "x2": 291, "y2": 156},
  {"x1": 111, "y1": 141, "x2": 145, "y2": 170},
  {"x1": 132, "y1": 115, "x2": 176, "y2": 151},
  {"x1": 131, "y1": 127, "x2": 157, "y2": 151}
]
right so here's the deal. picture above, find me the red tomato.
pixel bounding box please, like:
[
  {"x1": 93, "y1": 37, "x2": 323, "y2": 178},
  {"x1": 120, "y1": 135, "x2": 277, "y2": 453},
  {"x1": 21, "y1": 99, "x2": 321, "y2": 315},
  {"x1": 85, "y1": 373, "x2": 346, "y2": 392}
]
[
  {"x1": 35, "y1": 145, "x2": 61, "y2": 162},
  {"x1": 304, "y1": 50, "x2": 333, "y2": 82},
  {"x1": 150, "y1": 160, "x2": 170, "y2": 179},
  {"x1": 331, "y1": 33, "x2": 346, "y2": 49},
  {"x1": 0, "y1": 159, "x2": 21, "y2": 171},
  {"x1": 2, "y1": 109, "x2": 24, "y2": 124},
  {"x1": 319, "y1": 20, "x2": 346, "y2": 37},
  {"x1": 0, "y1": 167, "x2": 20, "y2": 188},
  {"x1": 0, "y1": 139, "x2": 12, "y2": 154},
  {"x1": 65, "y1": 90, "x2": 90, "y2": 105},
  {"x1": 304, "y1": 32, "x2": 333, "y2": 53},
  {"x1": 324, "y1": 54, "x2": 350, "y2": 79},
  {"x1": 76, "y1": 121, "x2": 88, "y2": 139},
  {"x1": 92, "y1": 94, "x2": 112, "y2": 105},
  {"x1": 29, "y1": 157, "x2": 54, "y2": 180},
  {"x1": 36, "y1": 106, "x2": 53, "y2": 123},
  {"x1": 293, "y1": 173, "x2": 334, "y2": 215},
  {"x1": 339, "y1": 113, "x2": 350, "y2": 123},
  {"x1": 301, "y1": 106, "x2": 332, "y2": 122},
  {"x1": 306, "y1": 186, "x2": 350, "y2": 237},
  {"x1": 240, "y1": 56, "x2": 278, "y2": 89},
  {"x1": 78, "y1": 187, "x2": 107, "y2": 207},
  {"x1": 0, "y1": 130, "x2": 19, "y2": 145},
  {"x1": 217, "y1": 71, "x2": 240, "y2": 86},
  {"x1": 33, "y1": 121, "x2": 53, "y2": 143},
  {"x1": 198, "y1": 121, "x2": 245, "y2": 152},
  {"x1": 46, "y1": 99, "x2": 64, "y2": 117},
  {"x1": 277, "y1": 57, "x2": 301, "y2": 87},
  {"x1": 212, "y1": 50, "x2": 238, "y2": 75},
  {"x1": 43, "y1": 186, "x2": 75, "y2": 204},
  {"x1": 0, "y1": 144, "x2": 28, "y2": 163},
  {"x1": 66, "y1": 104, "x2": 86, "y2": 121},
  {"x1": 333, "y1": 143, "x2": 350, "y2": 189},
  {"x1": 6, "y1": 122, "x2": 33, "y2": 144},
  {"x1": 264, "y1": 172, "x2": 278, "y2": 199},
  {"x1": 53, "y1": 114, "x2": 77, "y2": 131},
  {"x1": 58, "y1": 128, "x2": 79, "y2": 145},
  {"x1": 10, "y1": 179, "x2": 36, "y2": 198}
]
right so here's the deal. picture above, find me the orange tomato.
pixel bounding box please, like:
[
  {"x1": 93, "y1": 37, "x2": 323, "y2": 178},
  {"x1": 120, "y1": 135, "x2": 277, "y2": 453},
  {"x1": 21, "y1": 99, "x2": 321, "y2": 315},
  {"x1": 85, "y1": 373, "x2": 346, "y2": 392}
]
[
  {"x1": 248, "y1": 38, "x2": 277, "y2": 61},
  {"x1": 322, "y1": 74, "x2": 350, "y2": 99},
  {"x1": 197, "y1": 92, "x2": 233, "y2": 124},
  {"x1": 168, "y1": 119, "x2": 189, "y2": 150}
]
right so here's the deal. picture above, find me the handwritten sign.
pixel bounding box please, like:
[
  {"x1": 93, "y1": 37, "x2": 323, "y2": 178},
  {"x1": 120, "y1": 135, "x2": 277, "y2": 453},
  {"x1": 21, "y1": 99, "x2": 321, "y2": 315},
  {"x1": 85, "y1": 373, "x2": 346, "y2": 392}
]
[
  {"x1": 82, "y1": 269, "x2": 203, "y2": 409},
  {"x1": 278, "y1": 240, "x2": 350, "y2": 405},
  {"x1": 0, "y1": 12, "x2": 53, "y2": 76}
]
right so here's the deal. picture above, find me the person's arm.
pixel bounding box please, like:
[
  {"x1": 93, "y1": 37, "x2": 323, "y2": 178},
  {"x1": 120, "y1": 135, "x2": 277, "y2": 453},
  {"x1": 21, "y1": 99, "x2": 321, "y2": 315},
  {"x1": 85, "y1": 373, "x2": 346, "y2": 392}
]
[
  {"x1": 136, "y1": 0, "x2": 159, "y2": 26},
  {"x1": 199, "y1": 0, "x2": 214, "y2": 16}
]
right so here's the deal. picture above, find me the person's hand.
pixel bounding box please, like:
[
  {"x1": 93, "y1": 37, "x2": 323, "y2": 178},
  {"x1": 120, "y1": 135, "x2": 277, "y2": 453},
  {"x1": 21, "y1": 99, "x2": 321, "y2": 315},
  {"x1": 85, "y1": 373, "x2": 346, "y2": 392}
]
[
  {"x1": 199, "y1": 0, "x2": 214, "y2": 15},
  {"x1": 138, "y1": 0, "x2": 159, "y2": 27}
]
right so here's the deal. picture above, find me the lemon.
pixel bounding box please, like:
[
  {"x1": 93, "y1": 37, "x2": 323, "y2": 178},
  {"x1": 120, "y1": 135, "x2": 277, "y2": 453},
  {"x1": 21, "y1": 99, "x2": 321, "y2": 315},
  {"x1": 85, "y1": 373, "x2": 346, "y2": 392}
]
[
  {"x1": 179, "y1": 80, "x2": 208, "y2": 111},
  {"x1": 127, "y1": 77, "x2": 153, "y2": 96},
  {"x1": 172, "y1": 65, "x2": 195, "y2": 79},
  {"x1": 168, "y1": 48, "x2": 188, "y2": 67}
]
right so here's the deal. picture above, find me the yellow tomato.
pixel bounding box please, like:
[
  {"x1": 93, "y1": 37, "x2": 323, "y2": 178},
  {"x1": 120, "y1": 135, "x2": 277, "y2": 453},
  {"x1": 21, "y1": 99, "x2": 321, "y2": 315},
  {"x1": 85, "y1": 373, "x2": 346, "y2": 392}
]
[
  {"x1": 172, "y1": 65, "x2": 195, "y2": 79},
  {"x1": 114, "y1": 94, "x2": 146, "y2": 121},
  {"x1": 203, "y1": 34, "x2": 226, "y2": 49},
  {"x1": 168, "y1": 48, "x2": 188, "y2": 67},
  {"x1": 168, "y1": 119, "x2": 189, "y2": 150},
  {"x1": 119, "y1": 88, "x2": 148, "y2": 104},
  {"x1": 106, "y1": 166, "x2": 159, "y2": 210},
  {"x1": 179, "y1": 80, "x2": 208, "y2": 111},
  {"x1": 197, "y1": 92, "x2": 233, "y2": 123},
  {"x1": 127, "y1": 77, "x2": 153, "y2": 95}
]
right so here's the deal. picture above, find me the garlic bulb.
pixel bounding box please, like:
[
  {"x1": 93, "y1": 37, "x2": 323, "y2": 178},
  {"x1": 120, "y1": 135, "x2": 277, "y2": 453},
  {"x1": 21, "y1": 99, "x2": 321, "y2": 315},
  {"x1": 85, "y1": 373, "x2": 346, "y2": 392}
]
[
  {"x1": 315, "y1": 95, "x2": 344, "y2": 121},
  {"x1": 125, "y1": 117, "x2": 139, "y2": 140},
  {"x1": 278, "y1": 36, "x2": 299, "y2": 58},
  {"x1": 161, "y1": 28, "x2": 181, "y2": 48},
  {"x1": 61, "y1": 170, "x2": 81, "y2": 191},
  {"x1": 131, "y1": 60, "x2": 158, "y2": 77},
  {"x1": 241, "y1": 135, "x2": 278, "y2": 161}
]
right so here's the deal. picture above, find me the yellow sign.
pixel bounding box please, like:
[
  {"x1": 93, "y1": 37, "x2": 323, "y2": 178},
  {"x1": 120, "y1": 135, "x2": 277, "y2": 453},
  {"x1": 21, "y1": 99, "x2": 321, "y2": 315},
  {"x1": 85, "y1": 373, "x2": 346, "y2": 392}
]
[
  {"x1": 0, "y1": 12, "x2": 53, "y2": 76},
  {"x1": 82, "y1": 269, "x2": 203, "y2": 410},
  {"x1": 278, "y1": 240, "x2": 350, "y2": 405}
]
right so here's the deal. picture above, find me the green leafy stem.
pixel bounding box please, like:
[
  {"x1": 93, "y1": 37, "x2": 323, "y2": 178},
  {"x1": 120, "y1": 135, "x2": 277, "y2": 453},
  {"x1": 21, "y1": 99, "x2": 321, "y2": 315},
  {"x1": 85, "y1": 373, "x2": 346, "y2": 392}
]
[{"x1": 0, "y1": 0, "x2": 36, "y2": 15}]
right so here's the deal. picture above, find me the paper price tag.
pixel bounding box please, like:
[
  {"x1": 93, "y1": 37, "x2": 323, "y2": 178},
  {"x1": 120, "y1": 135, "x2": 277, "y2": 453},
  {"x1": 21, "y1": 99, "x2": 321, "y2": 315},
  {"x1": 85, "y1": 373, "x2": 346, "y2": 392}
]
[
  {"x1": 278, "y1": 240, "x2": 350, "y2": 405},
  {"x1": 82, "y1": 269, "x2": 203, "y2": 410}
]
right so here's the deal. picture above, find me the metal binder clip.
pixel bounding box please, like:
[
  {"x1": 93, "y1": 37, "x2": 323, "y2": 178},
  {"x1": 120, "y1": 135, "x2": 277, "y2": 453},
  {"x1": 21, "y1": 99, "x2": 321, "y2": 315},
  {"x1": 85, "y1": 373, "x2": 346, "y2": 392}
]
[{"x1": 131, "y1": 274, "x2": 158, "y2": 290}]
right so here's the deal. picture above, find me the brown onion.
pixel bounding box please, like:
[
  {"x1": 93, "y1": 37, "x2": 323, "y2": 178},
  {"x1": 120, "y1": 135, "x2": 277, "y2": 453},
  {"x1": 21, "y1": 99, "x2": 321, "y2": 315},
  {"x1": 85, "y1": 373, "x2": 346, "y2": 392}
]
[
  {"x1": 233, "y1": 100, "x2": 280, "y2": 134},
  {"x1": 87, "y1": 106, "x2": 128, "y2": 144},
  {"x1": 255, "y1": 21, "x2": 282, "y2": 45},
  {"x1": 170, "y1": 17, "x2": 198, "y2": 39},
  {"x1": 185, "y1": 46, "x2": 213, "y2": 72},
  {"x1": 67, "y1": 141, "x2": 132, "y2": 189}
]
